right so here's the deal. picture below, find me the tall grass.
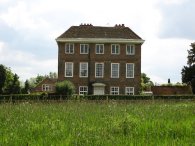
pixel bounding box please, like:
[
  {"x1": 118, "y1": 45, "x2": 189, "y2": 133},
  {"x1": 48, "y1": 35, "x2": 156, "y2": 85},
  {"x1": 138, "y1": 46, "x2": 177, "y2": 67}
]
[{"x1": 0, "y1": 100, "x2": 195, "y2": 145}]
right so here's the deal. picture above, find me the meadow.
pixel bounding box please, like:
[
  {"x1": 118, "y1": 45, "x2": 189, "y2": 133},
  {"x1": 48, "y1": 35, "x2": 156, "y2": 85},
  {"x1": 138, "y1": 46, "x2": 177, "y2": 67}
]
[{"x1": 0, "y1": 100, "x2": 195, "y2": 145}]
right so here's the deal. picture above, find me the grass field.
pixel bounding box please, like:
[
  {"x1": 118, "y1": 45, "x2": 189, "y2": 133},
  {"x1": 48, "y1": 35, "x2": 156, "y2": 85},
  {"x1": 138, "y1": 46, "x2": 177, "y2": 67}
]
[{"x1": 0, "y1": 100, "x2": 195, "y2": 145}]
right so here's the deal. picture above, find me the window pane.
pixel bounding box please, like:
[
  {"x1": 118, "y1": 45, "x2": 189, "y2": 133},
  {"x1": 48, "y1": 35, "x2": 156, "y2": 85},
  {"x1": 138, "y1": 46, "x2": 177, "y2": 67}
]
[
  {"x1": 126, "y1": 64, "x2": 134, "y2": 78},
  {"x1": 80, "y1": 63, "x2": 88, "y2": 77},
  {"x1": 80, "y1": 44, "x2": 89, "y2": 54},
  {"x1": 96, "y1": 44, "x2": 104, "y2": 54},
  {"x1": 65, "y1": 62, "x2": 73, "y2": 77},
  {"x1": 126, "y1": 87, "x2": 134, "y2": 95},
  {"x1": 110, "y1": 87, "x2": 119, "y2": 95},
  {"x1": 96, "y1": 63, "x2": 103, "y2": 77},
  {"x1": 111, "y1": 63, "x2": 119, "y2": 78},
  {"x1": 65, "y1": 43, "x2": 74, "y2": 54},
  {"x1": 79, "y1": 86, "x2": 88, "y2": 95}
]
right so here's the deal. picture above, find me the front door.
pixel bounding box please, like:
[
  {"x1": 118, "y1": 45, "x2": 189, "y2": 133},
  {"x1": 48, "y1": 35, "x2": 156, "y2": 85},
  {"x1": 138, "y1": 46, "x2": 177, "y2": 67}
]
[{"x1": 94, "y1": 86, "x2": 105, "y2": 95}]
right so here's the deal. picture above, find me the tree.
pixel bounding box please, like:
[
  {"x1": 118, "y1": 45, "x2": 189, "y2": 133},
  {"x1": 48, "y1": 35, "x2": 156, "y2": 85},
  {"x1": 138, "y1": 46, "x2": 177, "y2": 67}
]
[
  {"x1": 182, "y1": 42, "x2": 195, "y2": 93},
  {"x1": 55, "y1": 80, "x2": 75, "y2": 96},
  {"x1": 187, "y1": 42, "x2": 195, "y2": 66},
  {"x1": 22, "y1": 80, "x2": 30, "y2": 94},
  {"x1": 0, "y1": 64, "x2": 6, "y2": 94},
  {"x1": 5, "y1": 73, "x2": 21, "y2": 94},
  {"x1": 141, "y1": 73, "x2": 154, "y2": 91},
  {"x1": 48, "y1": 72, "x2": 57, "y2": 79}
]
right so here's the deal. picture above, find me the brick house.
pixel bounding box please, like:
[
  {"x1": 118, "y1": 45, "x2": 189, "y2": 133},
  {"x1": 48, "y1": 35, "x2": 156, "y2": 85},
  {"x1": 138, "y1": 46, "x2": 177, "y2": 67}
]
[
  {"x1": 56, "y1": 24, "x2": 144, "y2": 95},
  {"x1": 32, "y1": 78, "x2": 57, "y2": 93}
]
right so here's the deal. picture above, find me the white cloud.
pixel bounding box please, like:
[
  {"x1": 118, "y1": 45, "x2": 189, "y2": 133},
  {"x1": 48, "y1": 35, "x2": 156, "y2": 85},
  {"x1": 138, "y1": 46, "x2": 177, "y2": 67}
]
[{"x1": 0, "y1": 42, "x2": 57, "y2": 81}]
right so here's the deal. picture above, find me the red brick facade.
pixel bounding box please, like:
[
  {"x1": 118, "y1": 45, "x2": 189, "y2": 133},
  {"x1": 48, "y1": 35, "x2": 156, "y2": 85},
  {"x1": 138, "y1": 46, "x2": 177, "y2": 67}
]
[
  {"x1": 151, "y1": 86, "x2": 192, "y2": 95},
  {"x1": 56, "y1": 24, "x2": 144, "y2": 95},
  {"x1": 32, "y1": 78, "x2": 57, "y2": 93}
]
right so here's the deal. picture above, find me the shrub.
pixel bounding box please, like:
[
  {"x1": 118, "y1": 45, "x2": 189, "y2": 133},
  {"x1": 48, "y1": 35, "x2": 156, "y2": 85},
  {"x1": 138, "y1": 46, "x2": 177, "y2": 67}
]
[{"x1": 55, "y1": 80, "x2": 75, "y2": 96}]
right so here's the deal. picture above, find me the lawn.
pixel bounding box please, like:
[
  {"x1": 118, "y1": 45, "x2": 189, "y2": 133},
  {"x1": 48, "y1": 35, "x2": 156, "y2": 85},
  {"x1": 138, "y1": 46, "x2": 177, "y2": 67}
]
[{"x1": 0, "y1": 100, "x2": 195, "y2": 145}]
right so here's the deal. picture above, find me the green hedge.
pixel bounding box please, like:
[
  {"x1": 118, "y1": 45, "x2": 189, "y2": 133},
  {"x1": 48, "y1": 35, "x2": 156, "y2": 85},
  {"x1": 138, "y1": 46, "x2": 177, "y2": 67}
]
[{"x1": 0, "y1": 94, "x2": 195, "y2": 101}]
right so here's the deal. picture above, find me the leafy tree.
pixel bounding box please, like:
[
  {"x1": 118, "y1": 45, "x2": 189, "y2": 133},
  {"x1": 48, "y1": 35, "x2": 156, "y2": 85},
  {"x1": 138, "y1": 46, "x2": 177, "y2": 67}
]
[
  {"x1": 28, "y1": 72, "x2": 57, "y2": 88},
  {"x1": 22, "y1": 80, "x2": 30, "y2": 94},
  {"x1": 182, "y1": 42, "x2": 195, "y2": 93},
  {"x1": 55, "y1": 80, "x2": 75, "y2": 96},
  {"x1": 48, "y1": 72, "x2": 57, "y2": 79},
  {"x1": 0, "y1": 64, "x2": 6, "y2": 94},
  {"x1": 5, "y1": 73, "x2": 21, "y2": 94},
  {"x1": 141, "y1": 73, "x2": 154, "y2": 91}
]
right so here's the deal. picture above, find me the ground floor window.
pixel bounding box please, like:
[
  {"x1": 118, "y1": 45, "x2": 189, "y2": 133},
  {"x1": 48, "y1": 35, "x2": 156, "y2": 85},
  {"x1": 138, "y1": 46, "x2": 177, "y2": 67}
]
[
  {"x1": 125, "y1": 87, "x2": 134, "y2": 95},
  {"x1": 110, "y1": 87, "x2": 119, "y2": 95},
  {"x1": 79, "y1": 86, "x2": 88, "y2": 95},
  {"x1": 42, "y1": 84, "x2": 53, "y2": 91}
]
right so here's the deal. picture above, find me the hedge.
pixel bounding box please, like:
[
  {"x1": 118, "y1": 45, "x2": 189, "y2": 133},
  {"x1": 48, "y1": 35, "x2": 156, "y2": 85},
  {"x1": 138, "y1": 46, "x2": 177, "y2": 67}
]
[{"x1": 0, "y1": 94, "x2": 195, "y2": 102}]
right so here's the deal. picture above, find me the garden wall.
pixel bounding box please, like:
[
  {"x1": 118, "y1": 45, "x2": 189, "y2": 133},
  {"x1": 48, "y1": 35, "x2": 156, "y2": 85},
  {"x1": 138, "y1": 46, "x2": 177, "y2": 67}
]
[{"x1": 151, "y1": 86, "x2": 192, "y2": 95}]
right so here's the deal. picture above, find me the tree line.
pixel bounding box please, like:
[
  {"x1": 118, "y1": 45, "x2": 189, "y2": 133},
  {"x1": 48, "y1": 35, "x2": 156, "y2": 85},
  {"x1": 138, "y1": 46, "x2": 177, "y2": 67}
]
[{"x1": 0, "y1": 64, "x2": 57, "y2": 95}]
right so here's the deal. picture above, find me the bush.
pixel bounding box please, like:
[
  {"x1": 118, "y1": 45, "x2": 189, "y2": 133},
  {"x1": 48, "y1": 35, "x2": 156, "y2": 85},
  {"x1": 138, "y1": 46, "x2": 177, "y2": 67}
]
[{"x1": 55, "y1": 80, "x2": 75, "y2": 96}]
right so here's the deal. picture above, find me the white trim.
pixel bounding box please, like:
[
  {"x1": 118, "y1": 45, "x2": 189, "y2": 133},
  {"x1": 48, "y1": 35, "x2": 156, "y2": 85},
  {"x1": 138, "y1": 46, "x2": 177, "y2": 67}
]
[
  {"x1": 79, "y1": 62, "x2": 88, "y2": 77},
  {"x1": 126, "y1": 63, "x2": 134, "y2": 78},
  {"x1": 111, "y1": 63, "x2": 119, "y2": 78},
  {"x1": 65, "y1": 62, "x2": 73, "y2": 77},
  {"x1": 56, "y1": 38, "x2": 145, "y2": 44},
  {"x1": 95, "y1": 63, "x2": 104, "y2": 78},
  {"x1": 92, "y1": 83, "x2": 106, "y2": 87}
]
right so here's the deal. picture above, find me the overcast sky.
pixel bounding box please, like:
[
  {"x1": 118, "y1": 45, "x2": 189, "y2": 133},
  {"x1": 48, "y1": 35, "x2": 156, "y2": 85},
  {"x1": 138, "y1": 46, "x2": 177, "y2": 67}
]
[{"x1": 0, "y1": 0, "x2": 194, "y2": 84}]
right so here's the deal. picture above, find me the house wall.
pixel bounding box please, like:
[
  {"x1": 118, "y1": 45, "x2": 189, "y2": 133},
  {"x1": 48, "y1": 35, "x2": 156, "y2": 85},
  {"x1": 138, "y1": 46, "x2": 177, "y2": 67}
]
[
  {"x1": 33, "y1": 78, "x2": 56, "y2": 93},
  {"x1": 58, "y1": 42, "x2": 141, "y2": 95}
]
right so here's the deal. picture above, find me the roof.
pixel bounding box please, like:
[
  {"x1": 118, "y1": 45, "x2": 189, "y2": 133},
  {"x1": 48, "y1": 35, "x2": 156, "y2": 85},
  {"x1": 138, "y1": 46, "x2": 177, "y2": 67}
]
[{"x1": 57, "y1": 24, "x2": 142, "y2": 40}]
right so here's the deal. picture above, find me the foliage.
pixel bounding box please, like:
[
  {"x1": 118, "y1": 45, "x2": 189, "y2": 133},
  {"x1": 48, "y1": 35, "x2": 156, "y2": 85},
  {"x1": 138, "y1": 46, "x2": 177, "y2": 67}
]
[
  {"x1": 55, "y1": 80, "x2": 75, "y2": 95},
  {"x1": 28, "y1": 72, "x2": 57, "y2": 88},
  {"x1": 0, "y1": 64, "x2": 6, "y2": 94},
  {"x1": 0, "y1": 65, "x2": 21, "y2": 94},
  {"x1": 21, "y1": 80, "x2": 30, "y2": 94},
  {"x1": 1, "y1": 94, "x2": 195, "y2": 101},
  {"x1": 182, "y1": 43, "x2": 195, "y2": 93},
  {"x1": 141, "y1": 73, "x2": 154, "y2": 91},
  {"x1": 0, "y1": 101, "x2": 195, "y2": 145}
]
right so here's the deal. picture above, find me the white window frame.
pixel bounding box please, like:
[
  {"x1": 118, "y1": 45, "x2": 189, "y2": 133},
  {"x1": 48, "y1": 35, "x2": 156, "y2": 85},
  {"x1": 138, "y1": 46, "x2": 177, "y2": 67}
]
[
  {"x1": 80, "y1": 44, "x2": 89, "y2": 54},
  {"x1": 96, "y1": 44, "x2": 104, "y2": 54},
  {"x1": 126, "y1": 44, "x2": 135, "y2": 55},
  {"x1": 95, "y1": 63, "x2": 104, "y2": 78},
  {"x1": 111, "y1": 44, "x2": 120, "y2": 54},
  {"x1": 79, "y1": 62, "x2": 88, "y2": 77},
  {"x1": 110, "y1": 87, "x2": 119, "y2": 95},
  {"x1": 65, "y1": 62, "x2": 73, "y2": 77},
  {"x1": 42, "y1": 84, "x2": 52, "y2": 91},
  {"x1": 126, "y1": 63, "x2": 134, "y2": 78},
  {"x1": 79, "y1": 86, "x2": 88, "y2": 95},
  {"x1": 65, "y1": 43, "x2": 74, "y2": 54},
  {"x1": 125, "y1": 87, "x2": 134, "y2": 95},
  {"x1": 111, "y1": 63, "x2": 119, "y2": 78}
]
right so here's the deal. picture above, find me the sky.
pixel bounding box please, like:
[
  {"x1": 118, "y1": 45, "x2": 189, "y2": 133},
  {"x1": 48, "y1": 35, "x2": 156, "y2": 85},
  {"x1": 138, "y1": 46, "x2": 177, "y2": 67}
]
[{"x1": 0, "y1": 0, "x2": 194, "y2": 84}]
